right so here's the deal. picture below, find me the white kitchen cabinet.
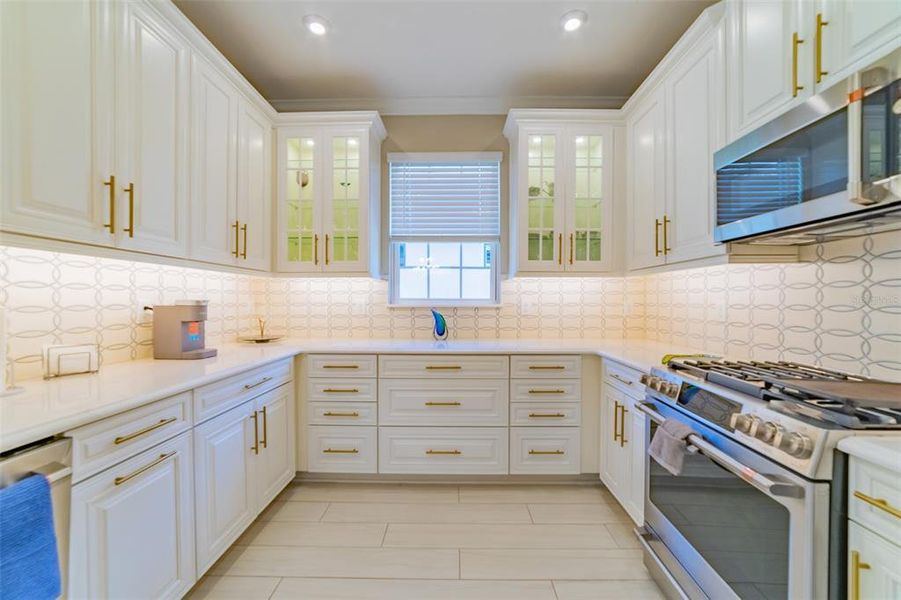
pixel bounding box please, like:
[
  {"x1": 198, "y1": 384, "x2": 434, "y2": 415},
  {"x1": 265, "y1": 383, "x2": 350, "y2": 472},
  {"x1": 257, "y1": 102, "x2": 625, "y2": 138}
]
[
  {"x1": 69, "y1": 432, "x2": 195, "y2": 600},
  {"x1": 275, "y1": 114, "x2": 386, "y2": 275},
  {"x1": 116, "y1": 0, "x2": 190, "y2": 257},
  {"x1": 193, "y1": 400, "x2": 257, "y2": 574},
  {"x1": 0, "y1": 0, "x2": 116, "y2": 246},
  {"x1": 504, "y1": 112, "x2": 619, "y2": 274},
  {"x1": 254, "y1": 384, "x2": 295, "y2": 509},
  {"x1": 848, "y1": 521, "x2": 901, "y2": 600},
  {"x1": 627, "y1": 89, "x2": 666, "y2": 271},
  {"x1": 236, "y1": 101, "x2": 273, "y2": 271},
  {"x1": 600, "y1": 384, "x2": 631, "y2": 505}
]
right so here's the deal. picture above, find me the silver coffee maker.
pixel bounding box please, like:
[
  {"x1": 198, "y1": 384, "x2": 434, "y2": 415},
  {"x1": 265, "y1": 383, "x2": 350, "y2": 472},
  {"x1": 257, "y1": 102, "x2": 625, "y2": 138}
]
[{"x1": 149, "y1": 300, "x2": 218, "y2": 360}]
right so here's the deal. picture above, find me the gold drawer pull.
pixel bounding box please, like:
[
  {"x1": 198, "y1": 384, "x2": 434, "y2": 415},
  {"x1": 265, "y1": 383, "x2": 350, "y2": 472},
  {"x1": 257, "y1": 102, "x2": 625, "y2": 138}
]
[
  {"x1": 323, "y1": 448, "x2": 359, "y2": 454},
  {"x1": 250, "y1": 412, "x2": 260, "y2": 455},
  {"x1": 323, "y1": 388, "x2": 359, "y2": 393},
  {"x1": 260, "y1": 406, "x2": 268, "y2": 449},
  {"x1": 425, "y1": 401, "x2": 462, "y2": 406},
  {"x1": 851, "y1": 550, "x2": 871, "y2": 600},
  {"x1": 426, "y1": 449, "x2": 462, "y2": 455},
  {"x1": 528, "y1": 389, "x2": 566, "y2": 394},
  {"x1": 529, "y1": 413, "x2": 566, "y2": 418},
  {"x1": 854, "y1": 490, "x2": 901, "y2": 519},
  {"x1": 529, "y1": 449, "x2": 565, "y2": 455},
  {"x1": 528, "y1": 365, "x2": 565, "y2": 370},
  {"x1": 611, "y1": 373, "x2": 634, "y2": 386},
  {"x1": 113, "y1": 417, "x2": 177, "y2": 445},
  {"x1": 244, "y1": 376, "x2": 273, "y2": 390},
  {"x1": 114, "y1": 451, "x2": 175, "y2": 486},
  {"x1": 425, "y1": 365, "x2": 462, "y2": 370},
  {"x1": 323, "y1": 411, "x2": 360, "y2": 417},
  {"x1": 323, "y1": 364, "x2": 360, "y2": 369}
]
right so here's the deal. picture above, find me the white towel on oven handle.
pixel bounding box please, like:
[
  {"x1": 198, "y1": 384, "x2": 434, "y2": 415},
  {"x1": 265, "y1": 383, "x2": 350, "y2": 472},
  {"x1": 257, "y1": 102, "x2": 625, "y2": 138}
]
[{"x1": 648, "y1": 418, "x2": 696, "y2": 476}]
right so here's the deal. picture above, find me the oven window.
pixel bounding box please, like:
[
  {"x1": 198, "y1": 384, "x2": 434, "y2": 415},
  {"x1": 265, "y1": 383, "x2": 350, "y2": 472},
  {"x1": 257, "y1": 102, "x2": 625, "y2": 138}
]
[
  {"x1": 648, "y1": 421, "x2": 791, "y2": 599},
  {"x1": 716, "y1": 109, "x2": 848, "y2": 226}
]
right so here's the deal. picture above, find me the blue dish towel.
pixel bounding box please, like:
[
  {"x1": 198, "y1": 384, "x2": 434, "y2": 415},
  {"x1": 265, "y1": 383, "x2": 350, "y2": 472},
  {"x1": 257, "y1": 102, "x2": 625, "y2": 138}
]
[{"x1": 0, "y1": 474, "x2": 61, "y2": 600}]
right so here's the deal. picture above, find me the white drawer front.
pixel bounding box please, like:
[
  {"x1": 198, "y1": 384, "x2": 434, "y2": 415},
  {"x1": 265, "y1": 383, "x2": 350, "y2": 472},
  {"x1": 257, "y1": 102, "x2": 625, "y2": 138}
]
[
  {"x1": 379, "y1": 355, "x2": 509, "y2": 379},
  {"x1": 510, "y1": 402, "x2": 581, "y2": 426},
  {"x1": 604, "y1": 360, "x2": 646, "y2": 398},
  {"x1": 510, "y1": 427, "x2": 581, "y2": 474},
  {"x1": 68, "y1": 391, "x2": 193, "y2": 483},
  {"x1": 308, "y1": 402, "x2": 378, "y2": 426},
  {"x1": 194, "y1": 359, "x2": 292, "y2": 424},
  {"x1": 307, "y1": 354, "x2": 377, "y2": 378},
  {"x1": 379, "y1": 427, "x2": 508, "y2": 474},
  {"x1": 379, "y1": 379, "x2": 508, "y2": 426},
  {"x1": 306, "y1": 378, "x2": 377, "y2": 403},
  {"x1": 510, "y1": 355, "x2": 581, "y2": 379},
  {"x1": 307, "y1": 426, "x2": 377, "y2": 473},
  {"x1": 849, "y1": 457, "x2": 901, "y2": 541},
  {"x1": 511, "y1": 379, "x2": 580, "y2": 403}
]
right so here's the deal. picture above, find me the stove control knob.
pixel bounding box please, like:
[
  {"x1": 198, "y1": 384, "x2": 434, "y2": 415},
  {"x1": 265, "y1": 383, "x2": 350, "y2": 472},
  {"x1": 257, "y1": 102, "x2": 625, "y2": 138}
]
[
  {"x1": 780, "y1": 432, "x2": 813, "y2": 459},
  {"x1": 663, "y1": 383, "x2": 679, "y2": 397},
  {"x1": 640, "y1": 374, "x2": 652, "y2": 386},
  {"x1": 731, "y1": 414, "x2": 754, "y2": 433},
  {"x1": 755, "y1": 421, "x2": 781, "y2": 444}
]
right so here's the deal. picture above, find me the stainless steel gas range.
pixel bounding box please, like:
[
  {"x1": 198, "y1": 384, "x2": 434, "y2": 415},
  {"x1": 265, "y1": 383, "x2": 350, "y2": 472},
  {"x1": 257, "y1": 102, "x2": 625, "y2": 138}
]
[{"x1": 633, "y1": 359, "x2": 901, "y2": 600}]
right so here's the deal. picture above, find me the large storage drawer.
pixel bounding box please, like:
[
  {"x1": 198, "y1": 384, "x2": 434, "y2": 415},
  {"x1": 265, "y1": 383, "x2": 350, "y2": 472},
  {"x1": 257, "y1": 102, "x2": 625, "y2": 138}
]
[
  {"x1": 510, "y1": 355, "x2": 581, "y2": 379},
  {"x1": 849, "y1": 456, "x2": 901, "y2": 542},
  {"x1": 306, "y1": 378, "x2": 378, "y2": 403},
  {"x1": 68, "y1": 391, "x2": 193, "y2": 483},
  {"x1": 510, "y1": 427, "x2": 581, "y2": 474},
  {"x1": 379, "y1": 427, "x2": 509, "y2": 474},
  {"x1": 307, "y1": 426, "x2": 377, "y2": 473},
  {"x1": 308, "y1": 402, "x2": 378, "y2": 426},
  {"x1": 379, "y1": 379, "x2": 508, "y2": 426},
  {"x1": 510, "y1": 379, "x2": 580, "y2": 403},
  {"x1": 603, "y1": 360, "x2": 646, "y2": 398},
  {"x1": 510, "y1": 402, "x2": 581, "y2": 426},
  {"x1": 307, "y1": 354, "x2": 377, "y2": 378},
  {"x1": 379, "y1": 355, "x2": 509, "y2": 379},
  {"x1": 194, "y1": 359, "x2": 292, "y2": 424}
]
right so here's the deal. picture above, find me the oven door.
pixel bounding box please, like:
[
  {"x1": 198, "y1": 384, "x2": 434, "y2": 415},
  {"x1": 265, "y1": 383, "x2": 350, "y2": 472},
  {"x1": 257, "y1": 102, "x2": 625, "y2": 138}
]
[{"x1": 636, "y1": 398, "x2": 829, "y2": 600}]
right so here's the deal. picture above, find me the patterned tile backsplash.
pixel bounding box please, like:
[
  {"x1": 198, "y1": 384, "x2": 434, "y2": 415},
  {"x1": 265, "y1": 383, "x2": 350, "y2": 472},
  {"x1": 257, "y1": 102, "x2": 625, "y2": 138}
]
[{"x1": 1, "y1": 231, "x2": 899, "y2": 383}]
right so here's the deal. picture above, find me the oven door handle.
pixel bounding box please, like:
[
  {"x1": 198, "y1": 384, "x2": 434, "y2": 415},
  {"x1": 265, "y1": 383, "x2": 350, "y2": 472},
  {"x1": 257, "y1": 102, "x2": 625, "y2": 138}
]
[{"x1": 637, "y1": 401, "x2": 805, "y2": 500}]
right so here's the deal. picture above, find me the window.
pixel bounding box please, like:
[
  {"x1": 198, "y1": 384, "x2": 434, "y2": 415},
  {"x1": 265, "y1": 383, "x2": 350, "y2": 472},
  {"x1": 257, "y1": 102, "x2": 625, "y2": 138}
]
[{"x1": 389, "y1": 152, "x2": 501, "y2": 305}]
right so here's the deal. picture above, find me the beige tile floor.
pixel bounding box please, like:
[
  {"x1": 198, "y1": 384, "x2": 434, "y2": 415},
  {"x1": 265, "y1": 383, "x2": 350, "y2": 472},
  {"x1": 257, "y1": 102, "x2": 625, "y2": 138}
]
[{"x1": 188, "y1": 482, "x2": 665, "y2": 600}]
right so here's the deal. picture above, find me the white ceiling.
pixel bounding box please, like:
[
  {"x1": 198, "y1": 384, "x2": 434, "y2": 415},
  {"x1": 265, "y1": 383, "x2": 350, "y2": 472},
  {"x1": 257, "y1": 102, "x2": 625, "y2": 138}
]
[{"x1": 174, "y1": 0, "x2": 716, "y2": 114}]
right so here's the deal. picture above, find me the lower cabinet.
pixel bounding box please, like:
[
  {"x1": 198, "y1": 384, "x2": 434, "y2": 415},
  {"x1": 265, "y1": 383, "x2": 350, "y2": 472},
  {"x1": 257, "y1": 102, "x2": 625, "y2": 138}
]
[
  {"x1": 379, "y1": 427, "x2": 509, "y2": 475},
  {"x1": 848, "y1": 520, "x2": 901, "y2": 600},
  {"x1": 307, "y1": 425, "x2": 378, "y2": 474},
  {"x1": 69, "y1": 432, "x2": 195, "y2": 600},
  {"x1": 510, "y1": 427, "x2": 580, "y2": 474}
]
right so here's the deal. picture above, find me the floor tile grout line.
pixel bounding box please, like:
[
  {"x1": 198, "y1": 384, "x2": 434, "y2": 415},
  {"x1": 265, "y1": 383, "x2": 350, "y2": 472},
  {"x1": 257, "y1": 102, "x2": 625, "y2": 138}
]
[
  {"x1": 267, "y1": 577, "x2": 283, "y2": 600},
  {"x1": 551, "y1": 579, "x2": 560, "y2": 600},
  {"x1": 458, "y1": 549, "x2": 462, "y2": 580},
  {"x1": 380, "y1": 523, "x2": 389, "y2": 547}
]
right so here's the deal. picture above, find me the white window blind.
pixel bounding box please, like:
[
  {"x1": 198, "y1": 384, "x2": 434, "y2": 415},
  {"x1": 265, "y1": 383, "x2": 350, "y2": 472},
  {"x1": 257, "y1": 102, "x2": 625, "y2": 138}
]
[{"x1": 389, "y1": 152, "x2": 501, "y2": 238}]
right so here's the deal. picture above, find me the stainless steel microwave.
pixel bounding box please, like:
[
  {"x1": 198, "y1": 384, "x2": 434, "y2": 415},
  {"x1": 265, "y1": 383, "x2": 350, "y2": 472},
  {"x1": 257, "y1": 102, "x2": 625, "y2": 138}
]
[{"x1": 714, "y1": 48, "x2": 901, "y2": 244}]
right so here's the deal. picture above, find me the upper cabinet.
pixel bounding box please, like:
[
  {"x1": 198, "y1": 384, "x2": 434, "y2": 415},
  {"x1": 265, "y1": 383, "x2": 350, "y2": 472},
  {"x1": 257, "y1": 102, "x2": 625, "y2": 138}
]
[
  {"x1": 275, "y1": 113, "x2": 386, "y2": 276},
  {"x1": 504, "y1": 112, "x2": 621, "y2": 275},
  {"x1": 726, "y1": 0, "x2": 901, "y2": 142}
]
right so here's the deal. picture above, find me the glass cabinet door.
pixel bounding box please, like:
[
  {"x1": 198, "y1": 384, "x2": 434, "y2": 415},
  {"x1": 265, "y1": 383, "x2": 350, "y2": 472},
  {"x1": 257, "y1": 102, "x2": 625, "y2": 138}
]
[
  {"x1": 569, "y1": 133, "x2": 604, "y2": 268},
  {"x1": 524, "y1": 132, "x2": 563, "y2": 269},
  {"x1": 326, "y1": 135, "x2": 364, "y2": 270},
  {"x1": 284, "y1": 136, "x2": 319, "y2": 269}
]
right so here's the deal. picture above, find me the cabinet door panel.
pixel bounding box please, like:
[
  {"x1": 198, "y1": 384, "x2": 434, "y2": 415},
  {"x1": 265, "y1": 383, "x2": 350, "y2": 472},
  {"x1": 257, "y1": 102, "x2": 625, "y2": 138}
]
[
  {"x1": 628, "y1": 91, "x2": 666, "y2": 270},
  {"x1": 600, "y1": 386, "x2": 629, "y2": 501},
  {"x1": 848, "y1": 521, "x2": 901, "y2": 600},
  {"x1": 69, "y1": 433, "x2": 195, "y2": 600},
  {"x1": 237, "y1": 101, "x2": 272, "y2": 271},
  {"x1": 190, "y1": 56, "x2": 238, "y2": 266},
  {"x1": 819, "y1": 0, "x2": 901, "y2": 90},
  {"x1": 117, "y1": 2, "x2": 189, "y2": 257},
  {"x1": 1, "y1": 0, "x2": 114, "y2": 245},
  {"x1": 278, "y1": 129, "x2": 322, "y2": 272},
  {"x1": 565, "y1": 127, "x2": 614, "y2": 272},
  {"x1": 518, "y1": 128, "x2": 566, "y2": 272},
  {"x1": 256, "y1": 384, "x2": 295, "y2": 509},
  {"x1": 324, "y1": 131, "x2": 370, "y2": 272}
]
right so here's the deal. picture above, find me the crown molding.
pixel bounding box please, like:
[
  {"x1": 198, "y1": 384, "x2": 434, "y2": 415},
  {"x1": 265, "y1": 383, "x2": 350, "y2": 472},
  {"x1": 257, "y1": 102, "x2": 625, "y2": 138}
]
[{"x1": 273, "y1": 110, "x2": 387, "y2": 140}]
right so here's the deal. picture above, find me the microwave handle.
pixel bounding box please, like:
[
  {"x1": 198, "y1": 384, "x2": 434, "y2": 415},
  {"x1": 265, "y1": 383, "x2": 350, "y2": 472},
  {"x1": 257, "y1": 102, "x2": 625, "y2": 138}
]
[{"x1": 636, "y1": 401, "x2": 804, "y2": 499}]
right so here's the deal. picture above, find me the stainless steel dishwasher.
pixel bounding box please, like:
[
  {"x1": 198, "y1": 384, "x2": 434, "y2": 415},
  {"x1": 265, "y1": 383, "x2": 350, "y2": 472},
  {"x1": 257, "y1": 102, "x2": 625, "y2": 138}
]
[{"x1": 0, "y1": 437, "x2": 73, "y2": 597}]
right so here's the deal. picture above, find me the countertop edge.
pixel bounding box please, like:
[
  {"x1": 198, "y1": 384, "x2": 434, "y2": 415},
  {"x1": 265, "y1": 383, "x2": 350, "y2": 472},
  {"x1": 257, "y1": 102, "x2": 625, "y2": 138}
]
[{"x1": 838, "y1": 437, "x2": 901, "y2": 474}]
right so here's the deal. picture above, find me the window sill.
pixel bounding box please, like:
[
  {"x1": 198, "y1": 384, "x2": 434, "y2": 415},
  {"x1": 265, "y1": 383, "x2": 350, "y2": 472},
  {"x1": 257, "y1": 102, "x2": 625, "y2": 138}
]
[{"x1": 386, "y1": 303, "x2": 503, "y2": 309}]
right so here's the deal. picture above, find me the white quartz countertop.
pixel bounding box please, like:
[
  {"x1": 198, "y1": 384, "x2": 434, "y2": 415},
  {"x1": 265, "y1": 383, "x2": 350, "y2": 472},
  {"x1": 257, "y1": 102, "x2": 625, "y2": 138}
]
[
  {"x1": 838, "y1": 437, "x2": 901, "y2": 474},
  {"x1": 0, "y1": 338, "x2": 704, "y2": 453}
]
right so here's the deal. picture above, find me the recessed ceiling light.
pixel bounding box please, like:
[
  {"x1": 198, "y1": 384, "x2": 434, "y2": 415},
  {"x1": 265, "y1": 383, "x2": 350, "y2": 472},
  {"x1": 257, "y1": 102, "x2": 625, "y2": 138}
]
[
  {"x1": 561, "y1": 10, "x2": 587, "y2": 32},
  {"x1": 303, "y1": 15, "x2": 329, "y2": 36}
]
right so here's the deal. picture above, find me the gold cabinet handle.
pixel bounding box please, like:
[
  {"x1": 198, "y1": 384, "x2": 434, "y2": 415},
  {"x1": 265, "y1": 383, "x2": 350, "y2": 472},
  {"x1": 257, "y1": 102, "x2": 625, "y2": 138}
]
[
  {"x1": 850, "y1": 550, "x2": 871, "y2": 600},
  {"x1": 528, "y1": 365, "x2": 565, "y2": 370},
  {"x1": 114, "y1": 451, "x2": 175, "y2": 486},
  {"x1": 425, "y1": 365, "x2": 462, "y2": 370},
  {"x1": 620, "y1": 406, "x2": 629, "y2": 447},
  {"x1": 250, "y1": 412, "x2": 260, "y2": 454},
  {"x1": 314, "y1": 233, "x2": 319, "y2": 265},
  {"x1": 558, "y1": 233, "x2": 563, "y2": 265},
  {"x1": 113, "y1": 417, "x2": 177, "y2": 445},
  {"x1": 323, "y1": 388, "x2": 359, "y2": 393},
  {"x1": 569, "y1": 233, "x2": 574, "y2": 265},
  {"x1": 662, "y1": 215, "x2": 671, "y2": 255},
  {"x1": 529, "y1": 449, "x2": 565, "y2": 455},
  {"x1": 792, "y1": 32, "x2": 805, "y2": 97},
  {"x1": 654, "y1": 218, "x2": 661, "y2": 256},
  {"x1": 815, "y1": 13, "x2": 828, "y2": 83},
  {"x1": 323, "y1": 364, "x2": 359, "y2": 369},
  {"x1": 529, "y1": 413, "x2": 566, "y2": 418},
  {"x1": 528, "y1": 389, "x2": 566, "y2": 394},
  {"x1": 323, "y1": 448, "x2": 359, "y2": 454},
  {"x1": 425, "y1": 401, "x2": 462, "y2": 406},
  {"x1": 854, "y1": 490, "x2": 901, "y2": 519},
  {"x1": 244, "y1": 376, "x2": 273, "y2": 390},
  {"x1": 232, "y1": 220, "x2": 240, "y2": 257},
  {"x1": 426, "y1": 449, "x2": 461, "y2": 455},
  {"x1": 325, "y1": 233, "x2": 330, "y2": 265},
  {"x1": 123, "y1": 182, "x2": 135, "y2": 238},
  {"x1": 323, "y1": 411, "x2": 360, "y2": 417},
  {"x1": 613, "y1": 401, "x2": 622, "y2": 442},
  {"x1": 241, "y1": 223, "x2": 248, "y2": 259},
  {"x1": 103, "y1": 175, "x2": 116, "y2": 233},
  {"x1": 260, "y1": 405, "x2": 268, "y2": 449},
  {"x1": 610, "y1": 373, "x2": 634, "y2": 386}
]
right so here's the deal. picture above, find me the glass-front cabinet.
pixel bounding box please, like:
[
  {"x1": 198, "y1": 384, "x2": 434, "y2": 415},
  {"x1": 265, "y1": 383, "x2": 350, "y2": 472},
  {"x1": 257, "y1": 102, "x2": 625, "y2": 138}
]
[
  {"x1": 505, "y1": 112, "x2": 617, "y2": 274},
  {"x1": 276, "y1": 115, "x2": 385, "y2": 274}
]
